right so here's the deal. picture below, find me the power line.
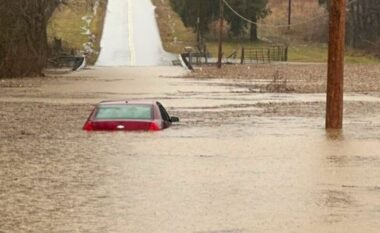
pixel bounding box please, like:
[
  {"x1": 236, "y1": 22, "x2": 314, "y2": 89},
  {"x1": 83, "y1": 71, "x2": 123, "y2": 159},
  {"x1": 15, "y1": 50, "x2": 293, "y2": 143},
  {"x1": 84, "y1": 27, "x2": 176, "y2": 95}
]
[
  {"x1": 223, "y1": 0, "x2": 359, "y2": 29},
  {"x1": 223, "y1": 0, "x2": 325, "y2": 28}
]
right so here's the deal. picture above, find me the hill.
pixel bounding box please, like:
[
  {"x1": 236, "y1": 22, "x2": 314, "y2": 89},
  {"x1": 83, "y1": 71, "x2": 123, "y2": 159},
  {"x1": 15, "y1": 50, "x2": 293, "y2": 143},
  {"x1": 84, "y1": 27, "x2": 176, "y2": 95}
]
[
  {"x1": 151, "y1": 0, "x2": 197, "y2": 53},
  {"x1": 48, "y1": 0, "x2": 107, "y2": 64}
]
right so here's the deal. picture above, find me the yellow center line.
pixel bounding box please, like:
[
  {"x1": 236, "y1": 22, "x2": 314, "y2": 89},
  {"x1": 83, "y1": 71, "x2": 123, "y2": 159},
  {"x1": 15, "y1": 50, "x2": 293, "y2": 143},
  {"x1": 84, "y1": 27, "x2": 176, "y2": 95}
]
[{"x1": 127, "y1": 0, "x2": 136, "y2": 65}]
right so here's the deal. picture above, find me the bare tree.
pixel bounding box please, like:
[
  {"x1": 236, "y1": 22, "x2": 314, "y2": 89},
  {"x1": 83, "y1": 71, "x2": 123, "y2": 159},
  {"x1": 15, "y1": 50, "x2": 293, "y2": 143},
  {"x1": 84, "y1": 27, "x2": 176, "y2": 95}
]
[
  {"x1": 321, "y1": 0, "x2": 380, "y2": 49},
  {"x1": 347, "y1": 0, "x2": 380, "y2": 48},
  {"x1": 0, "y1": 0, "x2": 62, "y2": 78}
]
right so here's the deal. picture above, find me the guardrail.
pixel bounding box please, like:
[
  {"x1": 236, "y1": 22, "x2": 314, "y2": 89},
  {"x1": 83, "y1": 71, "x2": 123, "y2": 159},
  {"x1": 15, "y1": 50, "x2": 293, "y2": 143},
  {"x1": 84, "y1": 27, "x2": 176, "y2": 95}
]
[{"x1": 48, "y1": 55, "x2": 86, "y2": 71}]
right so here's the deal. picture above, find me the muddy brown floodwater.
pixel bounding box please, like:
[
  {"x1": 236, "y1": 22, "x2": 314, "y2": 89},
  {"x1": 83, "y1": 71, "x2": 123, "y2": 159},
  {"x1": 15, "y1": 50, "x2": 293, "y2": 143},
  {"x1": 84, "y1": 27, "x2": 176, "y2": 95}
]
[{"x1": 0, "y1": 66, "x2": 379, "y2": 233}]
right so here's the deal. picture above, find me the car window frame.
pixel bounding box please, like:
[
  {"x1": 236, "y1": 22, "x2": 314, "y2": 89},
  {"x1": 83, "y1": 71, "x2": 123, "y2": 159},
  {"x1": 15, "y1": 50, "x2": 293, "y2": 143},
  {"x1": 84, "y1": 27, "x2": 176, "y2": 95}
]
[{"x1": 156, "y1": 102, "x2": 171, "y2": 122}]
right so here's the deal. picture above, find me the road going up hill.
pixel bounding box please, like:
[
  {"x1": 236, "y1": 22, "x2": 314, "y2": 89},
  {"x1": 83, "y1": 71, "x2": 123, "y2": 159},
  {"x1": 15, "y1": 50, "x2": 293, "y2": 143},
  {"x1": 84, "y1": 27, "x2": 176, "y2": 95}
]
[{"x1": 96, "y1": 0, "x2": 172, "y2": 66}]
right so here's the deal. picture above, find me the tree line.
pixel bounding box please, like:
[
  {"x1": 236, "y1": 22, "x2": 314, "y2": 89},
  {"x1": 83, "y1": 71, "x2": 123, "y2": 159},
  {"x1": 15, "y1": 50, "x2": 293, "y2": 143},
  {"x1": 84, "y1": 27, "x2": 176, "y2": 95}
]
[
  {"x1": 317, "y1": 0, "x2": 380, "y2": 49},
  {"x1": 344, "y1": 0, "x2": 380, "y2": 48},
  {"x1": 172, "y1": 0, "x2": 380, "y2": 51},
  {"x1": 1, "y1": 0, "x2": 379, "y2": 78},
  {"x1": 170, "y1": 0, "x2": 269, "y2": 41}
]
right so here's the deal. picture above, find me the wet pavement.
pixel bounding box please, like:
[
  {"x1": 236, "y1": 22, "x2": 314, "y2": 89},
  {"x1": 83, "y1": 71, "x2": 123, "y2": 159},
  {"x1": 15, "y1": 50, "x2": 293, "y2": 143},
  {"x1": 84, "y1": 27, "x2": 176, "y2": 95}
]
[
  {"x1": 0, "y1": 66, "x2": 379, "y2": 233},
  {"x1": 96, "y1": 0, "x2": 172, "y2": 66}
]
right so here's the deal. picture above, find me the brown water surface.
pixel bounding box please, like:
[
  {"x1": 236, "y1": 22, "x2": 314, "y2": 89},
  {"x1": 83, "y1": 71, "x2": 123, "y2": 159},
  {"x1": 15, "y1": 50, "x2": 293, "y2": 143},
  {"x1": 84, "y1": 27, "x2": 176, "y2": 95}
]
[{"x1": 1, "y1": 67, "x2": 379, "y2": 233}]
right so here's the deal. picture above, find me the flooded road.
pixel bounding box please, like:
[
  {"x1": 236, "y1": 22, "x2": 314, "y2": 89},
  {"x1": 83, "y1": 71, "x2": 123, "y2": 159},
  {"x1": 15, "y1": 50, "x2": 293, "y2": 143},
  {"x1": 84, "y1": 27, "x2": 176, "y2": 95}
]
[{"x1": 1, "y1": 66, "x2": 379, "y2": 233}]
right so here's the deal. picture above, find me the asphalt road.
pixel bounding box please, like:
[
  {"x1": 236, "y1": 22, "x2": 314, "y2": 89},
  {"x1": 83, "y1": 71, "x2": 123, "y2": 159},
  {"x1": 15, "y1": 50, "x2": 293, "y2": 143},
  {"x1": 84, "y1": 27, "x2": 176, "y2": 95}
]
[{"x1": 96, "y1": 0, "x2": 172, "y2": 66}]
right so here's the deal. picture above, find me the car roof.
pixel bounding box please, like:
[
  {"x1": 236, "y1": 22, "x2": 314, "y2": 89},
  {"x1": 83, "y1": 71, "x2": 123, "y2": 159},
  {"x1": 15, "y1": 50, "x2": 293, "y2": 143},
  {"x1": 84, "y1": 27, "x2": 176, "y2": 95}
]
[{"x1": 97, "y1": 99, "x2": 158, "y2": 106}]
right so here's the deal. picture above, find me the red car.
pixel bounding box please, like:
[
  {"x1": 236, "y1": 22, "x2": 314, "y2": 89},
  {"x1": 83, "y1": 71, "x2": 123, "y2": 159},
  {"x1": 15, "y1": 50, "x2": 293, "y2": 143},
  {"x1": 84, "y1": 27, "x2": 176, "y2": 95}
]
[{"x1": 83, "y1": 100, "x2": 179, "y2": 131}]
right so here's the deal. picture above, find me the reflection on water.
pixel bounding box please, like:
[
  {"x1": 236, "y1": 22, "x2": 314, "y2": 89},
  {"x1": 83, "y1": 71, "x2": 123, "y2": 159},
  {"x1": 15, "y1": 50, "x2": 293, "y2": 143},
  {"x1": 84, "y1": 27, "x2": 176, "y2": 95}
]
[
  {"x1": 1, "y1": 67, "x2": 379, "y2": 233},
  {"x1": 326, "y1": 129, "x2": 345, "y2": 141}
]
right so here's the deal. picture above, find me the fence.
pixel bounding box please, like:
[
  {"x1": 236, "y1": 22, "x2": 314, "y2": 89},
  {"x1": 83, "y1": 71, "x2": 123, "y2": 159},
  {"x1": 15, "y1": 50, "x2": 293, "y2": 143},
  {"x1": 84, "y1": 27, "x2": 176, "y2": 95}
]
[
  {"x1": 179, "y1": 45, "x2": 288, "y2": 69},
  {"x1": 240, "y1": 46, "x2": 288, "y2": 64},
  {"x1": 180, "y1": 43, "x2": 210, "y2": 70}
]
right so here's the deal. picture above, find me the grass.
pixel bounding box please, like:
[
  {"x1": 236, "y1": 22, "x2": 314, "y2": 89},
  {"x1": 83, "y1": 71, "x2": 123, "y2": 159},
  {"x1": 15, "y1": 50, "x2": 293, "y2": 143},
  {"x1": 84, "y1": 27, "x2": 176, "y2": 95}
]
[
  {"x1": 260, "y1": 0, "x2": 379, "y2": 63},
  {"x1": 206, "y1": 41, "x2": 380, "y2": 64},
  {"x1": 287, "y1": 44, "x2": 328, "y2": 62},
  {"x1": 344, "y1": 50, "x2": 380, "y2": 64},
  {"x1": 151, "y1": 0, "x2": 197, "y2": 54},
  {"x1": 47, "y1": 0, "x2": 107, "y2": 64},
  {"x1": 289, "y1": 43, "x2": 380, "y2": 64}
]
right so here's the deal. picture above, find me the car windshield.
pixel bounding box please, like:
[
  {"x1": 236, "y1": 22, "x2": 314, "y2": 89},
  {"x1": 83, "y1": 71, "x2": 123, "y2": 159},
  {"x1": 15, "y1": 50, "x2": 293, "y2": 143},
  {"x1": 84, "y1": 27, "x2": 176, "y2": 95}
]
[{"x1": 95, "y1": 104, "x2": 153, "y2": 120}]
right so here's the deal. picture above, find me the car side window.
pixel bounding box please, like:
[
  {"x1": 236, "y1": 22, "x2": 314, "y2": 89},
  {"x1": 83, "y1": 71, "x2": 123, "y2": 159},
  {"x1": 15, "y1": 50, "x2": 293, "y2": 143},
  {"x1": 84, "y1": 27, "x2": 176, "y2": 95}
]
[{"x1": 157, "y1": 102, "x2": 170, "y2": 122}]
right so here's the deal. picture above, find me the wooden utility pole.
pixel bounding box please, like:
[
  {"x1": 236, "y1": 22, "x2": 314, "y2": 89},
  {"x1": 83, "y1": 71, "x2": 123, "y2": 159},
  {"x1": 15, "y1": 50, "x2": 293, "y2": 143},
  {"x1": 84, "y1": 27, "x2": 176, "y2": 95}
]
[
  {"x1": 217, "y1": 0, "x2": 224, "y2": 69},
  {"x1": 288, "y1": 0, "x2": 292, "y2": 30},
  {"x1": 326, "y1": 0, "x2": 346, "y2": 129},
  {"x1": 196, "y1": 0, "x2": 201, "y2": 43}
]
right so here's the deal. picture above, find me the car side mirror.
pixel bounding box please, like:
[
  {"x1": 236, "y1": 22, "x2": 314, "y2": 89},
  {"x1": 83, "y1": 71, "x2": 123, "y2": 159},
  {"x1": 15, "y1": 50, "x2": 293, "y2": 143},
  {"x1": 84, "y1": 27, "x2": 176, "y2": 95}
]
[{"x1": 170, "y1": 116, "x2": 179, "y2": 122}]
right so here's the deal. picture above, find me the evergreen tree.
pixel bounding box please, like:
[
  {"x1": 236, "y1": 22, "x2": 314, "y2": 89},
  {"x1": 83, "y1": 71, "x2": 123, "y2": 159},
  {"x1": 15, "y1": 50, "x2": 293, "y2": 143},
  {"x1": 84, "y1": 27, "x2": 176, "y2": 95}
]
[
  {"x1": 226, "y1": 0, "x2": 269, "y2": 41},
  {"x1": 170, "y1": 0, "x2": 219, "y2": 39},
  {"x1": 170, "y1": 0, "x2": 269, "y2": 41}
]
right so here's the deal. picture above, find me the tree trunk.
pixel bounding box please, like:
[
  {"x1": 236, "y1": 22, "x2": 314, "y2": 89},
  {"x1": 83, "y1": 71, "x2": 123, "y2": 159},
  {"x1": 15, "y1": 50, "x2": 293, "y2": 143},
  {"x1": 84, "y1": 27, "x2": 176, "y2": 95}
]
[
  {"x1": 250, "y1": 13, "x2": 258, "y2": 42},
  {"x1": 348, "y1": 2, "x2": 357, "y2": 47},
  {"x1": 0, "y1": 0, "x2": 60, "y2": 78}
]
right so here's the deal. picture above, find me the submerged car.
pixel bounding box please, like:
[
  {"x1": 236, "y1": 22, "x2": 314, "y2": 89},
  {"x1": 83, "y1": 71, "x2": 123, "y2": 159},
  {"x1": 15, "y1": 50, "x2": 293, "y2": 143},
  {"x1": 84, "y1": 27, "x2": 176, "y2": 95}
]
[{"x1": 83, "y1": 100, "x2": 179, "y2": 131}]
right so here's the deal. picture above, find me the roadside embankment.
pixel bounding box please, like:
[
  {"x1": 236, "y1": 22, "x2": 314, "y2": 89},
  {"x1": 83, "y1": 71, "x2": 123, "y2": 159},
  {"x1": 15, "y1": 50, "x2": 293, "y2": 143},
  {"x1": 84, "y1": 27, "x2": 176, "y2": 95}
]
[
  {"x1": 48, "y1": 0, "x2": 107, "y2": 64},
  {"x1": 151, "y1": 0, "x2": 196, "y2": 53}
]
